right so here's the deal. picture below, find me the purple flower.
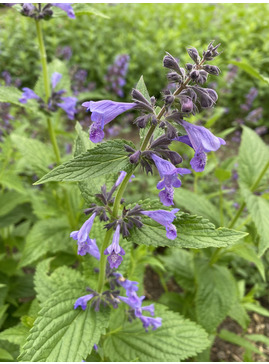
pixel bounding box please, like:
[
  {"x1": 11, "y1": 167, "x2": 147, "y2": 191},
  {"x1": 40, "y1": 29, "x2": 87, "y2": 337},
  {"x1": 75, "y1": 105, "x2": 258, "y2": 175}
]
[
  {"x1": 104, "y1": 224, "x2": 125, "y2": 269},
  {"x1": 19, "y1": 87, "x2": 40, "y2": 104},
  {"x1": 70, "y1": 213, "x2": 100, "y2": 260},
  {"x1": 52, "y1": 3, "x2": 75, "y2": 18},
  {"x1": 175, "y1": 120, "x2": 226, "y2": 172},
  {"x1": 57, "y1": 96, "x2": 77, "y2": 120},
  {"x1": 119, "y1": 291, "x2": 145, "y2": 310},
  {"x1": 74, "y1": 294, "x2": 94, "y2": 310},
  {"x1": 51, "y1": 72, "x2": 62, "y2": 89},
  {"x1": 82, "y1": 100, "x2": 136, "y2": 143},
  {"x1": 115, "y1": 171, "x2": 135, "y2": 187},
  {"x1": 139, "y1": 316, "x2": 162, "y2": 331},
  {"x1": 151, "y1": 154, "x2": 191, "y2": 206},
  {"x1": 114, "y1": 273, "x2": 139, "y2": 295},
  {"x1": 141, "y1": 208, "x2": 179, "y2": 240},
  {"x1": 93, "y1": 344, "x2": 98, "y2": 351}
]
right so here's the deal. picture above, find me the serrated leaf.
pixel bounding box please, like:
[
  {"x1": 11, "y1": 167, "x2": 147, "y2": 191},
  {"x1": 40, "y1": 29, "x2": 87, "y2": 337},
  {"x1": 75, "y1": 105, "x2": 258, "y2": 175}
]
[
  {"x1": 34, "y1": 139, "x2": 134, "y2": 185},
  {"x1": 104, "y1": 304, "x2": 209, "y2": 362},
  {"x1": 135, "y1": 75, "x2": 151, "y2": 103},
  {"x1": 174, "y1": 188, "x2": 220, "y2": 226},
  {"x1": 195, "y1": 262, "x2": 238, "y2": 332},
  {"x1": 0, "y1": 190, "x2": 29, "y2": 217},
  {"x1": 128, "y1": 212, "x2": 247, "y2": 249},
  {"x1": 19, "y1": 287, "x2": 110, "y2": 362},
  {"x1": 244, "y1": 194, "x2": 269, "y2": 256},
  {"x1": 228, "y1": 242, "x2": 265, "y2": 279},
  {"x1": 0, "y1": 324, "x2": 29, "y2": 348},
  {"x1": 161, "y1": 248, "x2": 195, "y2": 291},
  {"x1": 0, "y1": 86, "x2": 36, "y2": 110},
  {"x1": 238, "y1": 126, "x2": 269, "y2": 191},
  {"x1": 34, "y1": 259, "x2": 84, "y2": 303},
  {"x1": 74, "y1": 121, "x2": 95, "y2": 157},
  {"x1": 218, "y1": 330, "x2": 264, "y2": 355},
  {"x1": 228, "y1": 301, "x2": 250, "y2": 330},
  {"x1": 10, "y1": 134, "x2": 55, "y2": 176},
  {"x1": 19, "y1": 218, "x2": 72, "y2": 267}
]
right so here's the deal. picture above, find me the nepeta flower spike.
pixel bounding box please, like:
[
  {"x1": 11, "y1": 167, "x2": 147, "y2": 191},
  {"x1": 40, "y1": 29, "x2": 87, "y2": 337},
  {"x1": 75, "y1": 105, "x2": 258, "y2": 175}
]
[{"x1": 104, "y1": 224, "x2": 125, "y2": 269}]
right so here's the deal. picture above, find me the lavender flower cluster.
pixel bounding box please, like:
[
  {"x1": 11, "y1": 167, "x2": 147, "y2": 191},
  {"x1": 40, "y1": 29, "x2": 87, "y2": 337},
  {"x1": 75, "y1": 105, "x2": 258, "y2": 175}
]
[
  {"x1": 104, "y1": 54, "x2": 130, "y2": 97},
  {"x1": 19, "y1": 72, "x2": 77, "y2": 120},
  {"x1": 71, "y1": 42, "x2": 226, "y2": 332},
  {"x1": 5, "y1": 3, "x2": 75, "y2": 20}
]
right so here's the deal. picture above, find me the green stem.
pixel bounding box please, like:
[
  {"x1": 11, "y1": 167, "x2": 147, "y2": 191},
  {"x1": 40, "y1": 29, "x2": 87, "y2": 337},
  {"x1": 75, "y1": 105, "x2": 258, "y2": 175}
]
[
  {"x1": 97, "y1": 171, "x2": 134, "y2": 293},
  {"x1": 35, "y1": 19, "x2": 61, "y2": 164},
  {"x1": 228, "y1": 160, "x2": 269, "y2": 229}
]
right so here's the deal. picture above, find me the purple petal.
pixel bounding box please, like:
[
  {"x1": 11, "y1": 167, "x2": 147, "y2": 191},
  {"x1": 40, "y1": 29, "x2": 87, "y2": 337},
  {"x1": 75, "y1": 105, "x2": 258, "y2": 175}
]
[
  {"x1": 51, "y1": 72, "x2": 62, "y2": 89},
  {"x1": 52, "y1": 3, "x2": 75, "y2": 19},
  {"x1": 74, "y1": 294, "x2": 94, "y2": 310},
  {"x1": 159, "y1": 187, "x2": 174, "y2": 207},
  {"x1": 190, "y1": 149, "x2": 207, "y2": 172},
  {"x1": 89, "y1": 122, "x2": 105, "y2": 143},
  {"x1": 57, "y1": 96, "x2": 77, "y2": 120},
  {"x1": 19, "y1": 87, "x2": 39, "y2": 104}
]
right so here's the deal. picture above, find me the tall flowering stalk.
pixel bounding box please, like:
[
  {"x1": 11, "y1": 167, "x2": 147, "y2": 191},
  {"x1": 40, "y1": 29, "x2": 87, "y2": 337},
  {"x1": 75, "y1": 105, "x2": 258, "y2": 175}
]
[{"x1": 70, "y1": 42, "x2": 226, "y2": 315}]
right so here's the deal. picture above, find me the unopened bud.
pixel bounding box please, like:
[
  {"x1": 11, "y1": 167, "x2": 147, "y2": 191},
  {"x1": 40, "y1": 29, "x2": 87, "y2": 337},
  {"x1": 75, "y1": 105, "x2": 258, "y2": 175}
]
[
  {"x1": 163, "y1": 52, "x2": 181, "y2": 74},
  {"x1": 167, "y1": 72, "x2": 182, "y2": 83},
  {"x1": 186, "y1": 63, "x2": 193, "y2": 71},
  {"x1": 164, "y1": 94, "x2": 175, "y2": 105},
  {"x1": 181, "y1": 97, "x2": 193, "y2": 113},
  {"x1": 187, "y1": 47, "x2": 200, "y2": 64},
  {"x1": 129, "y1": 150, "x2": 141, "y2": 164},
  {"x1": 190, "y1": 70, "x2": 199, "y2": 81},
  {"x1": 134, "y1": 115, "x2": 149, "y2": 128},
  {"x1": 132, "y1": 88, "x2": 151, "y2": 106},
  {"x1": 197, "y1": 70, "x2": 208, "y2": 84},
  {"x1": 167, "y1": 151, "x2": 182, "y2": 165},
  {"x1": 203, "y1": 64, "x2": 221, "y2": 76}
]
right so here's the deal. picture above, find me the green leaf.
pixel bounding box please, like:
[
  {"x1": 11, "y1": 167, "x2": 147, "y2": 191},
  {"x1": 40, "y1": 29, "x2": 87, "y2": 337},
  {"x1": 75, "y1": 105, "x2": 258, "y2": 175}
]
[
  {"x1": 128, "y1": 212, "x2": 247, "y2": 249},
  {"x1": 161, "y1": 248, "x2": 195, "y2": 291},
  {"x1": 246, "y1": 334, "x2": 269, "y2": 347},
  {"x1": 0, "y1": 324, "x2": 29, "y2": 348},
  {"x1": 214, "y1": 168, "x2": 232, "y2": 182},
  {"x1": 0, "y1": 191, "x2": 29, "y2": 217},
  {"x1": 231, "y1": 60, "x2": 269, "y2": 84},
  {"x1": 245, "y1": 194, "x2": 269, "y2": 256},
  {"x1": 52, "y1": 4, "x2": 109, "y2": 18},
  {"x1": 34, "y1": 139, "x2": 134, "y2": 185},
  {"x1": 10, "y1": 134, "x2": 55, "y2": 176},
  {"x1": 19, "y1": 218, "x2": 72, "y2": 267},
  {"x1": 104, "y1": 305, "x2": 209, "y2": 362},
  {"x1": 195, "y1": 262, "x2": 238, "y2": 332},
  {"x1": 218, "y1": 329, "x2": 264, "y2": 356},
  {"x1": 174, "y1": 188, "x2": 220, "y2": 226},
  {"x1": 20, "y1": 288, "x2": 109, "y2": 362},
  {"x1": 238, "y1": 126, "x2": 269, "y2": 191},
  {"x1": 228, "y1": 301, "x2": 250, "y2": 330},
  {"x1": 0, "y1": 86, "x2": 36, "y2": 110},
  {"x1": 228, "y1": 242, "x2": 265, "y2": 279},
  {"x1": 34, "y1": 259, "x2": 84, "y2": 303},
  {"x1": 0, "y1": 348, "x2": 14, "y2": 360},
  {"x1": 244, "y1": 302, "x2": 269, "y2": 317},
  {"x1": 74, "y1": 121, "x2": 95, "y2": 157},
  {"x1": 135, "y1": 75, "x2": 151, "y2": 103}
]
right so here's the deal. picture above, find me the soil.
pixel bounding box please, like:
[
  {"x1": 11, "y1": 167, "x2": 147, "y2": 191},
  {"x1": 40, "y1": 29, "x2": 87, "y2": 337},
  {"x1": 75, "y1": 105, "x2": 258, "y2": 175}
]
[{"x1": 144, "y1": 266, "x2": 269, "y2": 362}]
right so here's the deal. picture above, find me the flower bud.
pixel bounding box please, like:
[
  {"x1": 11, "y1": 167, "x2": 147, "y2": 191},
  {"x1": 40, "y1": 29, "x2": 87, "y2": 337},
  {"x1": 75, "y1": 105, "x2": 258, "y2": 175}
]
[
  {"x1": 132, "y1": 88, "x2": 151, "y2": 106},
  {"x1": 167, "y1": 72, "x2": 182, "y2": 83},
  {"x1": 124, "y1": 144, "x2": 135, "y2": 153},
  {"x1": 197, "y1": 70, "x2": 208, "y2": 84},
  {"x1": 163, "y1": 52, "x2": 181, "y2": 74},
  {"x1": 134, "y1": 115, "x2": 150, "y2": 128},
  {"x1": 190, "y1": 70, "x2": 199, "y2": 81},
  {"x1": 129, "y1": 150, "x2": 141, "y2": 164},
  {"x1": 150, "y1": 96, "x2": 156, "y2": 106},
  {"x1": 181, "y1": 97, "x2": 193, "y2": 113},
  {"x1": 187, "y1": 47, "x2": 200, "y2": 64},
  {"x1": 203, "y1": 64, "x2": 221, "y2": 76},
  {"x1": 164, "y1": 94, "x2": 175, "y2": 105},
  {"x1": 186, "y1": 63, "x2": 193, "y2": 71},
  {"x1": 167, "y1": 151, "x2": 182, "y2": 165}
]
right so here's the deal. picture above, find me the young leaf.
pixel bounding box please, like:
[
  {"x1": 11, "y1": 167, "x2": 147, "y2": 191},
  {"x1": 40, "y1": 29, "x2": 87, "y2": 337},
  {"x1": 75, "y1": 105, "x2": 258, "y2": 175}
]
[
  {"x1": 0, "y1": 324, "x2": 29, "y2": 348},
  {"x1": 19, "y1": 287, "x2": 110, "y2": 362},
  {"x1": 218, "y1": 330, "x2": 265, "y2": 356},
  {"x1": 103, "y1": 304, "x2": 209, "y2": 362},
  {"x1": 128, "y1": 212, "x2": 247, "y2": 249},
  {"x1": 34, "y1": 139, "x2": 135, "y2": 184},
  {"x1": 231, "y1": 60, "x2": 269, "y2": 84},
  {"x1": 135, "y1": 75, "x2": 151, "y2": 103},
  {"x1": 195, "y1": 261, "x2": 238, "y2": 333}
]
